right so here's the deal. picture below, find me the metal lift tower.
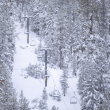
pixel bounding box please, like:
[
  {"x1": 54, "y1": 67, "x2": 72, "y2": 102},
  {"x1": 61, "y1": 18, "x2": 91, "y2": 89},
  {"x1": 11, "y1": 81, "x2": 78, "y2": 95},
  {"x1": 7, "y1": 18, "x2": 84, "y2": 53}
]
[
  {"x1": 23, "y1": 17, "x2": 32, "y2": 44},
  {"x1": 41, "y1": 48, "x2": 51, "y2": 87}
]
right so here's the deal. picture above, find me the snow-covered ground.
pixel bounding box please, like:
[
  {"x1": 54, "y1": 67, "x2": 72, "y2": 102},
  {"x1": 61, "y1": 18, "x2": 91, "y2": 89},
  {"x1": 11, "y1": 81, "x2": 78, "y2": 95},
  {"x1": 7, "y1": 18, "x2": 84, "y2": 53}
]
[{"x1": 12, "y1": 22, "x2": 81, "y2": 110}]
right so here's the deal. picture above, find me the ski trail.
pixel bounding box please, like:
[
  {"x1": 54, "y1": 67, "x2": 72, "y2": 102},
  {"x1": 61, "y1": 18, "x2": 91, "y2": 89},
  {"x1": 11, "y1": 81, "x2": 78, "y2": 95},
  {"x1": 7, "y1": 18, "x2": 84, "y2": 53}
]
[{"x1": 12, "y1": 22, "x2": 81, "y2": 110}]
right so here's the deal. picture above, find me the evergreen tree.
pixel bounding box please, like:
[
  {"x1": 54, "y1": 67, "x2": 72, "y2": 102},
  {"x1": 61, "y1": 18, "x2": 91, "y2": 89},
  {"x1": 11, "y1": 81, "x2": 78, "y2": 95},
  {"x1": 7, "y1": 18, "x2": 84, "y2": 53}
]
[
  {"x1": 49, "y1": 88, "x2": 61, "y2": 101},
  {"x1": 78, "y1": 55, "x2": 110, "y2": 110},
  {"x1": 26, "y1": 63, "x2": 43, "y2": 79},
  {"x1": 38, "y1": 99, "x2": 48, "y2": 110},
  {"x1": 51, "y1": 105, "x2": 57, "y2": 110},
  {"x1": 78, "y1": 60, "x2": 98, "y2": 110},
  {"x1": 42, "y1": 87, "x2": 48, "y2": 100},
  {"x1": 19, "y1": 90, "x2": 30, "y2": 110},
  {"x1": 0, "y1": 0, "x2": 18, "y2": 110},
  {"x1": 38, "y1": 88, "x2": 48, "y2": 110},
  {"x1": 11, "y1": 89, "x2": 19, "y2": 110},
  {"x1": 60, "y1": 67, "x2": 69, "y2": 96}
]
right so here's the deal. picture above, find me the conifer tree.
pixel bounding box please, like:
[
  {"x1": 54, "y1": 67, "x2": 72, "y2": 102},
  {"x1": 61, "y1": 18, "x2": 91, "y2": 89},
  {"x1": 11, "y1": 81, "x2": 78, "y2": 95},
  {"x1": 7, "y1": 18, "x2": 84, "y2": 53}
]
[
  {"x1": 19, "y1": 90, "x2": 30, "y2": 110},
  {"x1": 42, "y1": 87, "x2": 48, "y2": 100},
  {"x1": 78, "y1": 55, "x2": 110, "y2": 110},
  {"x1": 51, "y1": 105, "x2": 57, "y2": 110},
  {"x1": 11, "y1": 89, "x2": 19, "y2": 110},
  {"x1": 0, "y1": 0, "x2": 18, "y2": 110},
  {"x1": 38, "y1": 88, "x2": 48, "y2": 110},
  {"x1": 60, "y1": 67, "x2": 69, "y2": 96}
]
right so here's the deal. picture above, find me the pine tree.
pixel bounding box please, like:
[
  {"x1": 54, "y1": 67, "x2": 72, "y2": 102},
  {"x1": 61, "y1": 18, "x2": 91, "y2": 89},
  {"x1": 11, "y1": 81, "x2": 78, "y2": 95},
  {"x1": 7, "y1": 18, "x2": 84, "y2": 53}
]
[
  {"x1": 26, "y1": 63, "x2": 43, "y2": 79},
  {"x1": 19, "y1": 90, "x2": 30, "y2": 110},
  {"x1": 60, "y1": 67, "x2": 69, "y2": 96},
  {"x1": 38, "y1": 88, "x2": 48, "y2": 110},
  {"x1": 78, "y1": 60, "x2": 98, "y2": 110},
  {"x1": 50, "y1": 88, "x2": 61, "y2": 101},
  {"x1": 0, "y1": 0, "x2": 18, "y2": 110},
  {"x1": 11, "y1": 89, "x2": 19, "y2": 110},
  {"x1": 38, "y1": 99, "x2": 48, "y2": 110},
  {"x1": 51, "y1": 105, "x2": 57, "y2": 110},
  {"x1": 78, "y1": 55, "x2": 110, "y2": 110},
  {"x1": 42, "y1": 87, "x2": 48, "y2": 100}
]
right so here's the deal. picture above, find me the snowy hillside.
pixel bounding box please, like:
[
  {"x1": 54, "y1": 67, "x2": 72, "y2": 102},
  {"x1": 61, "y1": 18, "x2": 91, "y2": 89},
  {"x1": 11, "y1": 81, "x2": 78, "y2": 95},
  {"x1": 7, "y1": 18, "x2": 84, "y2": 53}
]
[{"x1": 12, "y1": 22, "x2": 81, "y2": 110}]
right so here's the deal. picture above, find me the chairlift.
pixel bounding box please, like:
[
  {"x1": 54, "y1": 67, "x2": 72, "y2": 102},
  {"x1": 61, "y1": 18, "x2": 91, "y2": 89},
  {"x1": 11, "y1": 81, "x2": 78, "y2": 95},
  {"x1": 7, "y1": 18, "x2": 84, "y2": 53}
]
[
  {"x1": 37, "y1": 55, "x2": 42, "y2": 59},
  {"x1": 53, "y1": 90, "x2": 60, "y2": 97},
  {"x1": 37, "y1": 49, "x2": 43, "y2": 60},
  {"x1": 38, "y1": 46, "x2": 44, "y2": 54},
  {"x1": 30, "y1": 40, "x2": 36, "y2": 46},
  {"x1": 52, "y1": 85, "x2": 60, "y2": 97},
  {"x1": 70, "y1": 96, "x2": 77, "y2": 104}
]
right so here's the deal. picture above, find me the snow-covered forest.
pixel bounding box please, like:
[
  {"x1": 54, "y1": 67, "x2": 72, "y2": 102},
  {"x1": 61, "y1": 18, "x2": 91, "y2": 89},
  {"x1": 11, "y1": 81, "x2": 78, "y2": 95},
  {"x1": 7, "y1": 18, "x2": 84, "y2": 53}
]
[{"x1": 0, "y1": 0, "x2": 110, "y2": 110}]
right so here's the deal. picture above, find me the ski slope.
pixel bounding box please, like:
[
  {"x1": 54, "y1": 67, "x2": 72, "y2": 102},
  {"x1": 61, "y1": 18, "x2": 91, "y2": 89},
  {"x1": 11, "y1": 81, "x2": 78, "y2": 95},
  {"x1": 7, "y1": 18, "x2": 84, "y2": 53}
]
[{"x1": 12, "y1": 22, "x2": 81, "y2": 110}]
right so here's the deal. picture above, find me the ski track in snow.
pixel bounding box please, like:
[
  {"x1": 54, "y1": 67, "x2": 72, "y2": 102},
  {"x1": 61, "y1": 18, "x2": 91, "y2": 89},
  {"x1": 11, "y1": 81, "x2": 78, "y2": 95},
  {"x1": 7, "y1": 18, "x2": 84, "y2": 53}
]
[{"x1": 12, "y1": 22, "x2": 81, "y2": 110}]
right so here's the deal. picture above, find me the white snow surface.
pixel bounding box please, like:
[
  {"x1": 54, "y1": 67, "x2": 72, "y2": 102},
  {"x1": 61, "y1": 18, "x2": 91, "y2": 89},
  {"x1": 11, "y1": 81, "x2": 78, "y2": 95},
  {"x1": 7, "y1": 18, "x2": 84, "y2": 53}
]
[{"x1": 12, "y1": 22, "x2": 81, "y2": 110}]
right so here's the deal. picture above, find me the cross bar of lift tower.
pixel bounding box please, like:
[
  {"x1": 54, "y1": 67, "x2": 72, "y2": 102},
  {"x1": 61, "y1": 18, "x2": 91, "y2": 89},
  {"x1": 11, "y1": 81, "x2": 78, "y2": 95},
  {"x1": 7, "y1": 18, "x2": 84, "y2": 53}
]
[{"x1": 40, "y1": 47, "x2": 52, "y2": 51}]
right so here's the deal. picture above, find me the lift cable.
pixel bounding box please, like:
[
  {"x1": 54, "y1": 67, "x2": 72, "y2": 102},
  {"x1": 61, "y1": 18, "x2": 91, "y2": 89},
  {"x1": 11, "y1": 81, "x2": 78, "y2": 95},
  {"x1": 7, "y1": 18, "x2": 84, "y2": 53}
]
[
  {"x1": 67, "y1": 80, "x2": 81, "y2": 105},
  {"x1": 55, "y1": 68, "x2": 81, "y2": 105},
  {"x1": 48, "y1": 69, "x2": 70, "y2": 110},
  {"x1": 55, "y1": 68, "x2": 78, "y2": 109},
  {"x1": 66, "y1": 75, "x2": 81, "y2": 105}
]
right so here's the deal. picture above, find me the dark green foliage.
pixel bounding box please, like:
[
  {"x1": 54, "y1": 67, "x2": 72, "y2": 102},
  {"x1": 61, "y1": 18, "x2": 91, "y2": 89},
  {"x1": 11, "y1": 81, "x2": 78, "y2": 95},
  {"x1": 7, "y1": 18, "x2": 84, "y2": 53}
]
[
  {"x1": 42, "y1": 88, "x2": 48, "y2": 100},
  {"x1": 0, "y1": 0, "x2": 18, "y2": 110},
  {"x1": 19, "y1": 90, "x2": 30, "y2": 110},
  {"x1": 78, "y1": 55, "x2": 110, "y2": 110},
  {"x1": 51, "y1": 105, "x2": 57, "y2": 110},
  {"x1": 60, "y1": 68, "x2": 69, "y2": 96},
  {"x1": 26, "y1": 63, "x2": 44, "y2": 79},
  {"x1": 38, "y1": 99, "x2": 48, "y2": 110},
  {"x1": 38, "y1": 88, "x2": 48, "y2": 110}
]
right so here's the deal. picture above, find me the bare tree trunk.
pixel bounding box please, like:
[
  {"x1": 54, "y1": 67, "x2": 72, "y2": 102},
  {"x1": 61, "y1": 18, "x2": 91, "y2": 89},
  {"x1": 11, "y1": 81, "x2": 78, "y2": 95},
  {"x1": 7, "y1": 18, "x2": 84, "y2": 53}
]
[
  {"x1": 71, "y1": 46, "x2": 72, "y2": 54},
  {"x1": 60, "y1": 46, "x2": 62, "y2": 69},
  {"x1": 90, "y1": 11, "x2": 93, "y2": 34}
]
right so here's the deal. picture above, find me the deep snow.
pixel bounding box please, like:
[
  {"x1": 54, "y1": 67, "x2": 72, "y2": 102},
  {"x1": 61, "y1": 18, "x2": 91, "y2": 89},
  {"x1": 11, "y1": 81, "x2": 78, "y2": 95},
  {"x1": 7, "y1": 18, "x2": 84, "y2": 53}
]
[{"x1": 12, "y1": 22, "x2": 81, "y2": 110}]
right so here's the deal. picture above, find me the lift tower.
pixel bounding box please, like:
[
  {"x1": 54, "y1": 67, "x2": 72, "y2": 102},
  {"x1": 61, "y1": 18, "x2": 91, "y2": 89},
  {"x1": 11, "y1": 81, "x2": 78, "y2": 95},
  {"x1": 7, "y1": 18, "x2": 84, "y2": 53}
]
[
  {"x1": 23, "y1": 17, "x2": 32, "y2": 44},
  {"x1": 41, "y1": 48, "x2": 51, "y2": 87}
]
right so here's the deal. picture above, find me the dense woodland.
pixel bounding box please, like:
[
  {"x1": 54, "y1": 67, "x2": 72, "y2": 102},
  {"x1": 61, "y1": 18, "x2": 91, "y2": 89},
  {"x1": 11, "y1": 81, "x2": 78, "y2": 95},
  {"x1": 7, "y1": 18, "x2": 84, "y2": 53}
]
[{"x1": 0, "y1": 0, "x2": 110, "y2": 110}]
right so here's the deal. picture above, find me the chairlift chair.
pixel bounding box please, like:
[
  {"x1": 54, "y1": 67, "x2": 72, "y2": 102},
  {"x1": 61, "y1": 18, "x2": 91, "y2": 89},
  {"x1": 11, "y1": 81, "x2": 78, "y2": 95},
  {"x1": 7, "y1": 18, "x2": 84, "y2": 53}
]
[
  {"x1": 70, "y1": 96, "x2": 77, "y2": 104},
  {"x1": 52, "y1": 85, "x2": 60, "y2": 97},
  {"x1": 53, "y1": 90, "x2": 60, "y2": 97},
  {"x1": 37, "y1": 55, "x2": 42, "y2": 60},
  {"x1": 30, "y1": 40, "x2": 36, "y2": 46}
]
